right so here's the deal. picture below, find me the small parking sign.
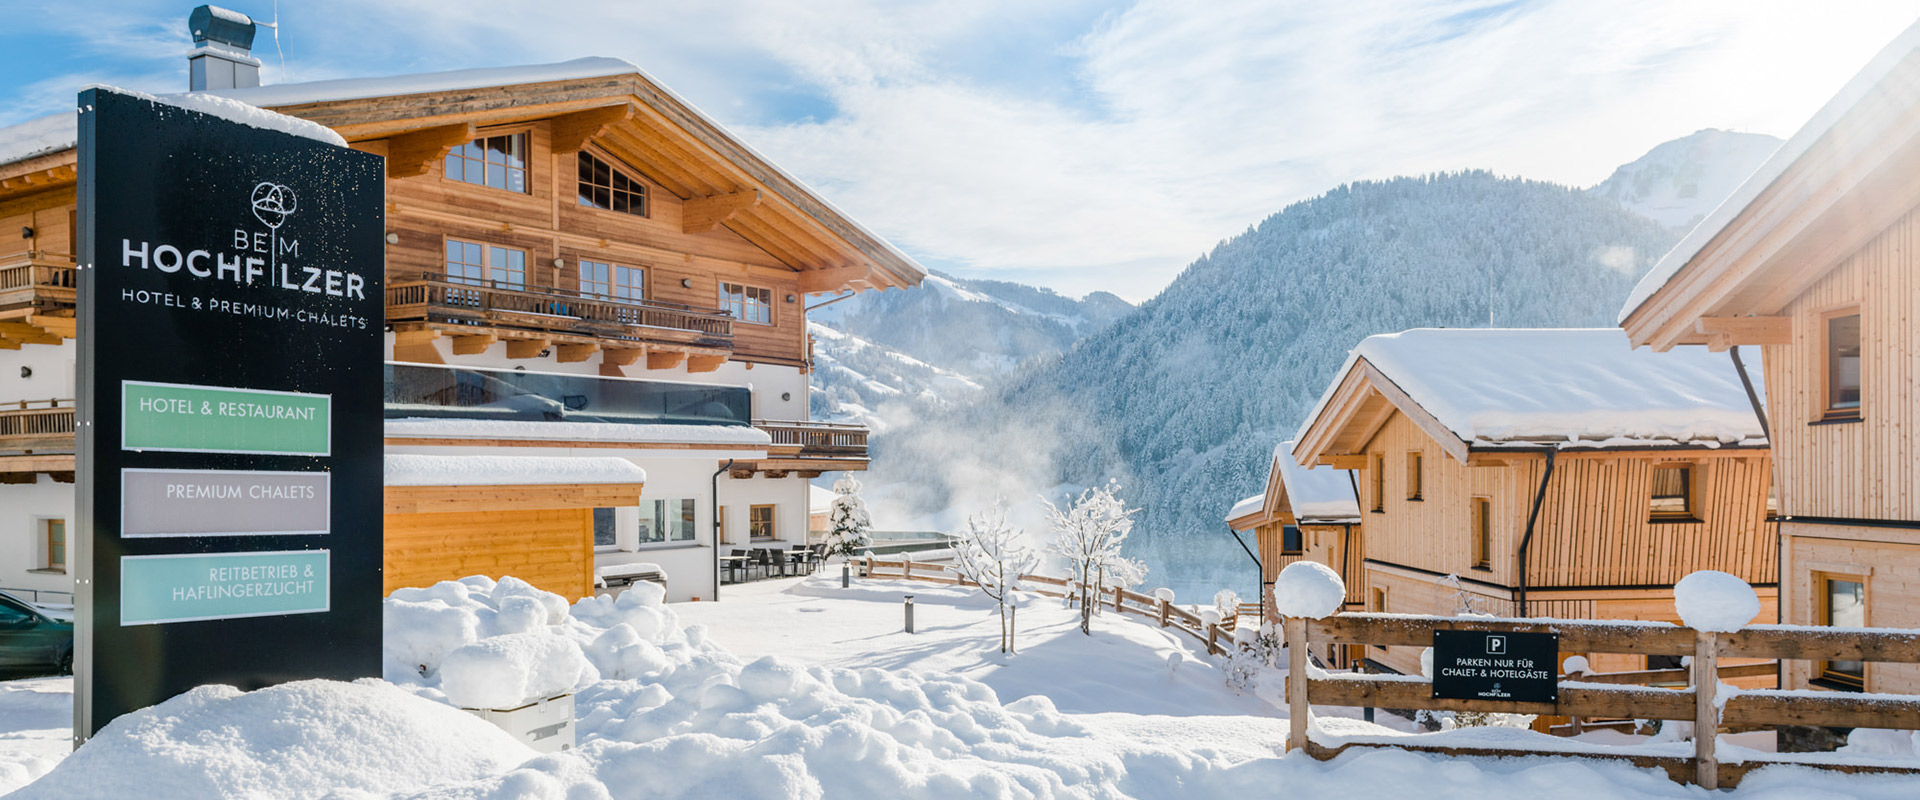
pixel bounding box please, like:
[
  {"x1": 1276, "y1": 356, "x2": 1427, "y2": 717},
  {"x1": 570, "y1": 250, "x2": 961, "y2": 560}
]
[{"x1": 1431, "y1": 629, "x2": 1558, "y2": 703}]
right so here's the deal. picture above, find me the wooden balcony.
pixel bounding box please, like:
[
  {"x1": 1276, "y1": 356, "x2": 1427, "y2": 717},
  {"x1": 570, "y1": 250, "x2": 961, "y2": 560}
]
[
  {"x1": 385, "y1": 271, "x2": 734, "y2": 354},
  {"x1": 742, "y1": 419, "x2": 870, "y2": 476},
  {"x1": 0, "y1": 401, "x2": 76, "y2": 481},
  {"x1": 0, "y1": 255, "x2": 78, "y2": 344}
]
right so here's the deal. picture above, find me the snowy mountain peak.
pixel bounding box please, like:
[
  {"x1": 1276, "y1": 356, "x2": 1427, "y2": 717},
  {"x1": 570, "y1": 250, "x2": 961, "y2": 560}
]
[{"x1": 1589, "y1": 129, "x2": 1782, "y2": 230}]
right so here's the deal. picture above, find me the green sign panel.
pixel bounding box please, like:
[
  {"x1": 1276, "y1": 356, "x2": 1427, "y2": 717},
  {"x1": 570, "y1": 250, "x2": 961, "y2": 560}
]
[
  {"x1": 121, "y1": 550, "x2": 330, "y2": 626},
  {"x1": 122, "y1": 381, "x2": 331, "y2": 455}
]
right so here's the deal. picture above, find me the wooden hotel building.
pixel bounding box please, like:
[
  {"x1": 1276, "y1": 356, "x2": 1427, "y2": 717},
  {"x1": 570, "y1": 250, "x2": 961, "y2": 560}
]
[
  {"x1": 0, "y1": 17, "x2": 922, "y2": 603},
  {"x1": 1226, "y1": 440, "x2": 1363, "y2": 665},
  {"x1": 1620, "y1": 21, "x2": 1920, "y2": 694},
  {"x1": 1291, "y1": 328, "x2": 1776, "y2": 677}
]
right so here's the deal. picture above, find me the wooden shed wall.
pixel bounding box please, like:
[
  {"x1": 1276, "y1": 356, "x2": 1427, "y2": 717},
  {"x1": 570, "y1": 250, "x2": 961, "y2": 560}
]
[{"x1": 385, "y1": 508, "x2": 594, "y2": 600}]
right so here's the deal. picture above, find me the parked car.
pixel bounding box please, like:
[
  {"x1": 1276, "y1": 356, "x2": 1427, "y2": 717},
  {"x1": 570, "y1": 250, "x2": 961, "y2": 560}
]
[{"x1": 0, "y1": 591, "x2": 72, "y2": 675}]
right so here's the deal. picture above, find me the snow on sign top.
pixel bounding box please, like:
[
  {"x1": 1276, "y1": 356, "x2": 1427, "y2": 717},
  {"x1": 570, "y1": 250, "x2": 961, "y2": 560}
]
[
  {"x1": 1352, "y1": 328, "x2": 1765, "y2": 448},
  {"x1": 1274, "y1": 440, "x2": 1360, "y2": 522},
  {"x1": 1, "y1": 85, "x2": 347, "y2": 167},
  {"x1": 1618, "y1": 19, "x2": 1920, "y2": 323}
]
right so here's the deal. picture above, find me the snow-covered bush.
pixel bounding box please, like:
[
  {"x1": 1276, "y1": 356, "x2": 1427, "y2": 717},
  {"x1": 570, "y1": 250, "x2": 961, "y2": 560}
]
[
  {"x1": 951, "y1": 502, "x2": 1040, "y2": 653},
  {"x1": 1212, "y1": 588, "x2": 1241, "y2": 622},
  {"x1": 1044, "y1": 480, "x2": 1140, "y2": 635},
  {"x1": 824, "y1": 476, "x2": 873, "y2": 559}
]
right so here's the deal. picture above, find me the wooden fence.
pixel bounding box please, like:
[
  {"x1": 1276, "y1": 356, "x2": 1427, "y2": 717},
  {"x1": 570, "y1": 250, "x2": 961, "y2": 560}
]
[
  {"x1": 1283, "y1": 612, "x2": 1920, "y2": 789},
  {"x1": 854, "y1": 557, "x2": 1248, "y2": 656}
]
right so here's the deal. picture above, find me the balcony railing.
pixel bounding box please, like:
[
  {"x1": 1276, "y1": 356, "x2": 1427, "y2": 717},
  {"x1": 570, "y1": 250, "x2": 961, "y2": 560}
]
[
  {"x1": 386, "y1": 271, "x2": 734, "y2": 348},
  {"x1": 755, "y1": 419, "x2": 869, "y2": 459},
  {"x1": 0, "y1": 255, "x2": 78, "y2": 314},
  {"x1": 0, "y1": 401, "x2": 75, "y2": 453}
]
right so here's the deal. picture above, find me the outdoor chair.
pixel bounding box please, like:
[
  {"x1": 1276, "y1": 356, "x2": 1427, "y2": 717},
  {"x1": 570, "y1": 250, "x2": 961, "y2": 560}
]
[
  {"x1": 724, "y1": 549, "x2": 752, "y2": 583},
  {"x1": 788, "y1": 544, "x2": 812, "y2": 574},
  {"x1": 754, "y1": 547, "x2": 779, "y2": 577}
]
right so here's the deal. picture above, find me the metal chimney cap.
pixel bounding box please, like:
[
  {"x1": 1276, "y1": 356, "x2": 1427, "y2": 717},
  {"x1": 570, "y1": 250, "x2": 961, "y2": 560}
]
[{"x1": 189, "y1": 5, "x2": 257, "y2": 50}]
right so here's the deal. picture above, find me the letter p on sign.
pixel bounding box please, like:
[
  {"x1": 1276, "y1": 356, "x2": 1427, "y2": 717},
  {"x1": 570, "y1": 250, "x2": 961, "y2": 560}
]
[{"x1": 1486, "y1": 635, "x2": 1507, "y2": 655}]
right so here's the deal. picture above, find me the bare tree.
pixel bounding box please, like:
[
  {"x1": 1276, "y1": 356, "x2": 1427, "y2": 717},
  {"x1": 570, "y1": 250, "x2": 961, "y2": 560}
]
[
  {"x1": 1044, "y1": 480, "x2": 1140, "y2": 635},
  {"x1": 951, "y1": 503, "x2": 1038, "y2": 654}
]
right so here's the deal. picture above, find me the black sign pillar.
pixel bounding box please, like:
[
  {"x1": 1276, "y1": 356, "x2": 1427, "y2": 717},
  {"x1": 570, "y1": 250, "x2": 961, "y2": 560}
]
[{"x1": 75, "y1": 87, "x2": 385, "y2": 741}]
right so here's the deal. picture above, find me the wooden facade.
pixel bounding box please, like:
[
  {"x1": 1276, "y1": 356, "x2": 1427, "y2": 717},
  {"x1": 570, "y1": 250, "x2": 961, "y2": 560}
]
[
  {"x1": 1294, "y1": 353, "x2": 1777, "y2": 677},
  {"x1": 384, "y1": 507, "x2": 594, "y2": 600},
  {"x1": 1620, "y1": 27, "x2": 1920, "y2": 694}
]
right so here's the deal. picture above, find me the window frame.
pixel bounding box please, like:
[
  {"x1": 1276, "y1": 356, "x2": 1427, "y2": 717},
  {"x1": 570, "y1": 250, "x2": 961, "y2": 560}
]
[
  {"x1": 1470, "y1": 496, "x2": 1491, "y2": 570},
  {"x1": 1406, "y1": 451, "x2": 1424, "y2": 501},
  {"x1": 576, "y1": 149, "x2": 649, "y2": 218},
  {"x1": 444, "y1": 238, "x2": 528, "y2": 291},
  {"x1": 717, "y1": 506, "x2": 730, "y2": 546},
  {"x1": 443, "y1": 129, "x2": 531, "y2": 194},
  {"x1": 749, "y1": 504, "x2": 777, "y2": 541},
  {"x1": 1280, "y1": 524, "x2": 1303, "y2": 555},
  {"x1": 1815, "y1": 572, "x2": 1868, "y2": 691},
  {"x1": 719, "y1": 282, "x2": 774, "y2": 325},
  {"x1": 39, "y1": 517, "x2": 66, "y2": 574},
  {"x1": 578, "y1": 259, "x2": 645, "y2": 302},
  {"x1": 1821, "y1": 308, "x2": 1863, "y2": 421},
  {"x1": 1370, "y1": 453, "x2": 1385, "y2": 513},
  {"x1": 1648, "y1": 462, "x2": 1699, "y2": 523},
  {"x1": 637, "y1": 498, "x2": 700, "y2": 548},
  {"x1": 592, "y1": 507, "x2": 620, "y2": 553}
]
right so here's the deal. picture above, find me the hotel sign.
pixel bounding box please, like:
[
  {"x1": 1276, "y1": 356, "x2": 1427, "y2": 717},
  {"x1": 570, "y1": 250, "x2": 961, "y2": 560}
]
[
  {"x1": 1430, "y1": 629, "x2": 1559, "y2": 704},
  {"x1": 74, "y1": 87, "x2": 385, "y2": 740}
]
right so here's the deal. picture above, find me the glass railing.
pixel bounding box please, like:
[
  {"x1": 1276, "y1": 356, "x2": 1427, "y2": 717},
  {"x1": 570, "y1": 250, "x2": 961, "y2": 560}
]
[{"x1": 384, "y1": 363, "x2": 751, "y2": 427}]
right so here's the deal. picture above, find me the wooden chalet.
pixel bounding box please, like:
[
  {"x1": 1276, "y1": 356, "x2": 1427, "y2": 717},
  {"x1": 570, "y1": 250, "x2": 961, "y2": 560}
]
[
  {"x1": 1620, "y1": 21, "x2": 1920, "y2": 694},
  {"x1": 1291, "y1": 328, "x2": 1776, "y2": 676},
  {"x1": 0, "y1": 33, "x2": 923, "y2": 602},
  {"x1": 1226, "y1": 440, "x2": 1363, "y2": 665}
]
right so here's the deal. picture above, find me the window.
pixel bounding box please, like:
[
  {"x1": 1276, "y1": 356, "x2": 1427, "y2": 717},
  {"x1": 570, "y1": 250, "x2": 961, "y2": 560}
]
[
  {"x1": 1817, "y1": 575, "x2": 1866, "y2": 689},
  {"x1": 1650, "y1": 464, "x2": 1694, "y2": 521},
  {"x1": 42, "y1": 518, "x2": 66, "y2": 573},
  {"x1": 717, "y1": 506, "x2": 730, "y2": 545},
  {"x1": 1371, "y1": 588, "x2": 1389, "y2": 650},
  {"x1": 1470, "y1": 497, "x2": 1491, "y2": 570},
  {"x1": 749, "y1": 504, "x2": 776, "y2": 541},
  {"x1": 638, "y1": 499, "x2": 698, "y2": 546},
  {"x1": 1280, "y1": 525, "x2": 1303, "y2": 555},
  {"x1": 1406, "y1": 451, "x2": 1423, "y2": 500},
  {"x1": 720, "y1": 282, "x2": 773, "y2": 325},
  {"x1": 578, "y1": 151, "x2": 647, "y2": 217},
  {"x1": 1370, "y1": 454, "x2": 1385, "y2": 512},
  {"x1": 593, "y1": 508, "x2": 618, "y2": 551},
  {"x1": 444, "y1": 239, "x2": 526, "y2": 290},
  {"x1": 445, "y1": 132, "x2": 528, "y2": 193},
  {"x1": 1825, "y1": 312, "x2": 1861, "y2": 418}
]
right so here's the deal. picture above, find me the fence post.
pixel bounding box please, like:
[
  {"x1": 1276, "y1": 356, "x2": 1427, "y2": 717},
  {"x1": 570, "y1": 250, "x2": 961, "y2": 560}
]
[
  {"x1": 1692, "y1": 628, "x2": 1720, "y2": 790},
  {"x1": 1286, "y1": 615, "x2": 1308, "y2": 752},
  {"x1": 1158, "y1": 598, "x2": 1170, "y2": 628},
  {"x1": 903, "y1": 559, "x2": 913, "y2": 581},
  {"x1": 1113, "y1": 585, "x2": 1123, "y2": 612}
]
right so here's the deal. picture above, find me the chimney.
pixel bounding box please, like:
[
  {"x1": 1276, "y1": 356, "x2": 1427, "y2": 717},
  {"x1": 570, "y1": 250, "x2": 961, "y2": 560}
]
[{"x1": 187, "y1": 5, "x2": 261, "y2": 91}]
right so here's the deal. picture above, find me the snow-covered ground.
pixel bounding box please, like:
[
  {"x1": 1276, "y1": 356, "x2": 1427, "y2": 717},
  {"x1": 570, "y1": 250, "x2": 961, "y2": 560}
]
[{"x1": 3, "y1": 572, "x2": 1920, "y2": 798}]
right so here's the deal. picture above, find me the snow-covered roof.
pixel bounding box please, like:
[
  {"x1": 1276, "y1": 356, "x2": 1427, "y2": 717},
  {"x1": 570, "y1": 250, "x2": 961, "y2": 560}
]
[
  {"x1": 810, "y1": 484, "x2": 836, "y2": 514},
  {"x1": 1274, "y1": 442, "x2": 1360, "y2": 523},
  {"x1": 0, "y1": 112, "x2": 74, "y2": 166},
  {"x1": 1, "y1": 84, "x2": 350, "y2": 166},
  {"x1": 208, "y1": 57, "x2": 641, "y2": 109},
  {"x1": 1224, "y1": 493, "x2": 1265, "y2": 525},
  {"x1": 384, "y1": 418, "x2": 771, "y2": 447},
  {"x1": 383, "y1": 454, "x2": 646, "y2": 486},
  {"x1": 1619, "y1": 19, "x2": 1920, "y2": 323},
  {"x1": 1328, "y1": 328, "x2": 1765, "y2": 449}
]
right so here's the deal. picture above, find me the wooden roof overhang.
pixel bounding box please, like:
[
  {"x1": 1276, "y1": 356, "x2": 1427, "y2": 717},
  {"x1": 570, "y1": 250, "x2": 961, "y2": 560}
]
[
  {"x1": 0, "y1": 150, "x2": 75, "y2": 209},
  {"x1": 268, "y1": 73, "x2": 924, "y2": 295},
  {"x1": 1621, "y1": 44, "x2": 1920, "y2": 352}
]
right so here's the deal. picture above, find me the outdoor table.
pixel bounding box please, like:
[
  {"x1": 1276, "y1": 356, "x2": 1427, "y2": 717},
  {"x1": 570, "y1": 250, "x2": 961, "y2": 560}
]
[{"x1": 719, "y1": 554, "x2": 751, "y2": 583}]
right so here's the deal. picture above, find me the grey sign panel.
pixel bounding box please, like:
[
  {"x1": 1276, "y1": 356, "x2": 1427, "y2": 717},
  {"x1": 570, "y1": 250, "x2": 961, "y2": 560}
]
[{"x1": 121, "y1": 468, "x2": 330, "y2": 537}]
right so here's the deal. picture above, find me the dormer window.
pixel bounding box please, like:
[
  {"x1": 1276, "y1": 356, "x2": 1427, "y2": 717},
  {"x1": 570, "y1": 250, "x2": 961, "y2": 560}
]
[
  {"x1": 445, "y1": 133, "x2": 528, "y2": 193},
  {"x1": 578, "y1": 152, "x2": 647, "y2": 217}
]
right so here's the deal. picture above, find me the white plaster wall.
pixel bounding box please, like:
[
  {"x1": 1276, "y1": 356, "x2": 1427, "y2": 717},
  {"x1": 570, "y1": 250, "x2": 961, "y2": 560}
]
[
  {"x1": 0, "y1": 476, "x2": 76, "y2": 601},
  {"x1": 0, "y1": 340, "x2": 76, "y2": 403},
  {"x1": 383, "y1": 335, "x2": 810, "y2": 421}
]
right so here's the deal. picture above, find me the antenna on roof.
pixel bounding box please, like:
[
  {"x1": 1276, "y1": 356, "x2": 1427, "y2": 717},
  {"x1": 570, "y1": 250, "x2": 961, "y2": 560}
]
[{"x1": 258, "y1": 0, "x2": 291, "y2": 82}]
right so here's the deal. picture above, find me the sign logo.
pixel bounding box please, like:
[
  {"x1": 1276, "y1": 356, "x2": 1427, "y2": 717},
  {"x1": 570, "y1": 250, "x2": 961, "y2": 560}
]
[
  {"x1": 250, "y1": 182, "x2": 298, "y2": 230},
  {"x1": 1486, "y1": 635, "x2": 1507, "y2": 655}
]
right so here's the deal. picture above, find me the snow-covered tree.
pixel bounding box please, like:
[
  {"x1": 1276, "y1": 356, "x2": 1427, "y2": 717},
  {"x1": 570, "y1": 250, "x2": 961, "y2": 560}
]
[
  {"x1": 951, "y1": 502, "x2": 1038, "y2": 654},
  {"x1": 1044, "y1": 480, "x2": 1140, "y2": 635},
  {"x1": 824, "y1": 476, "x2": 872, "y2": 559}
]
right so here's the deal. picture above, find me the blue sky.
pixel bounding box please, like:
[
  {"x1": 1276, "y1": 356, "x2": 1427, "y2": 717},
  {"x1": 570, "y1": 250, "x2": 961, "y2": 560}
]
[{"x1": 5, "y1": 1, "x2": 1918, "y2": 300}]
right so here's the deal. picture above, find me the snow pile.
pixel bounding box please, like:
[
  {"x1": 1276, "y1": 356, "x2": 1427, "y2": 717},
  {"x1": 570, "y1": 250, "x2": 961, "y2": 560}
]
[
  {"x1": 384, "y1": 454, "x2": 646, "y2": 487},
  {"x1": 1674, "y1": 570, "x2": 1761, "y2": 633},
  {"x1": 441, "y1": 633, "x2": 591, "y2": 709},
  {"x1": 1338, "y1": 328, "x2": 1765, "y2": 447},
  {"x1": 9, "y1": 681, "x2": 537, "y2": 800},
  {"x1": 1272, "y1": 561, "x2": 1345, "y2": 619},
  {"x1": 84, "y1": 85, "x2": 347, "y2": 146}
]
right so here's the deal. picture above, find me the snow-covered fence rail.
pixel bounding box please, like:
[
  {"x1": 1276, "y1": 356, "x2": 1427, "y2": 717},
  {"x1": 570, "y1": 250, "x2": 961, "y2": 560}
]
[
  {"x1": 853, "y1": 558, "x2": 1234, "y2": 655},
  {"x1": 1288, "y1": 612, "x2": 1920, "y2": 789}
]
